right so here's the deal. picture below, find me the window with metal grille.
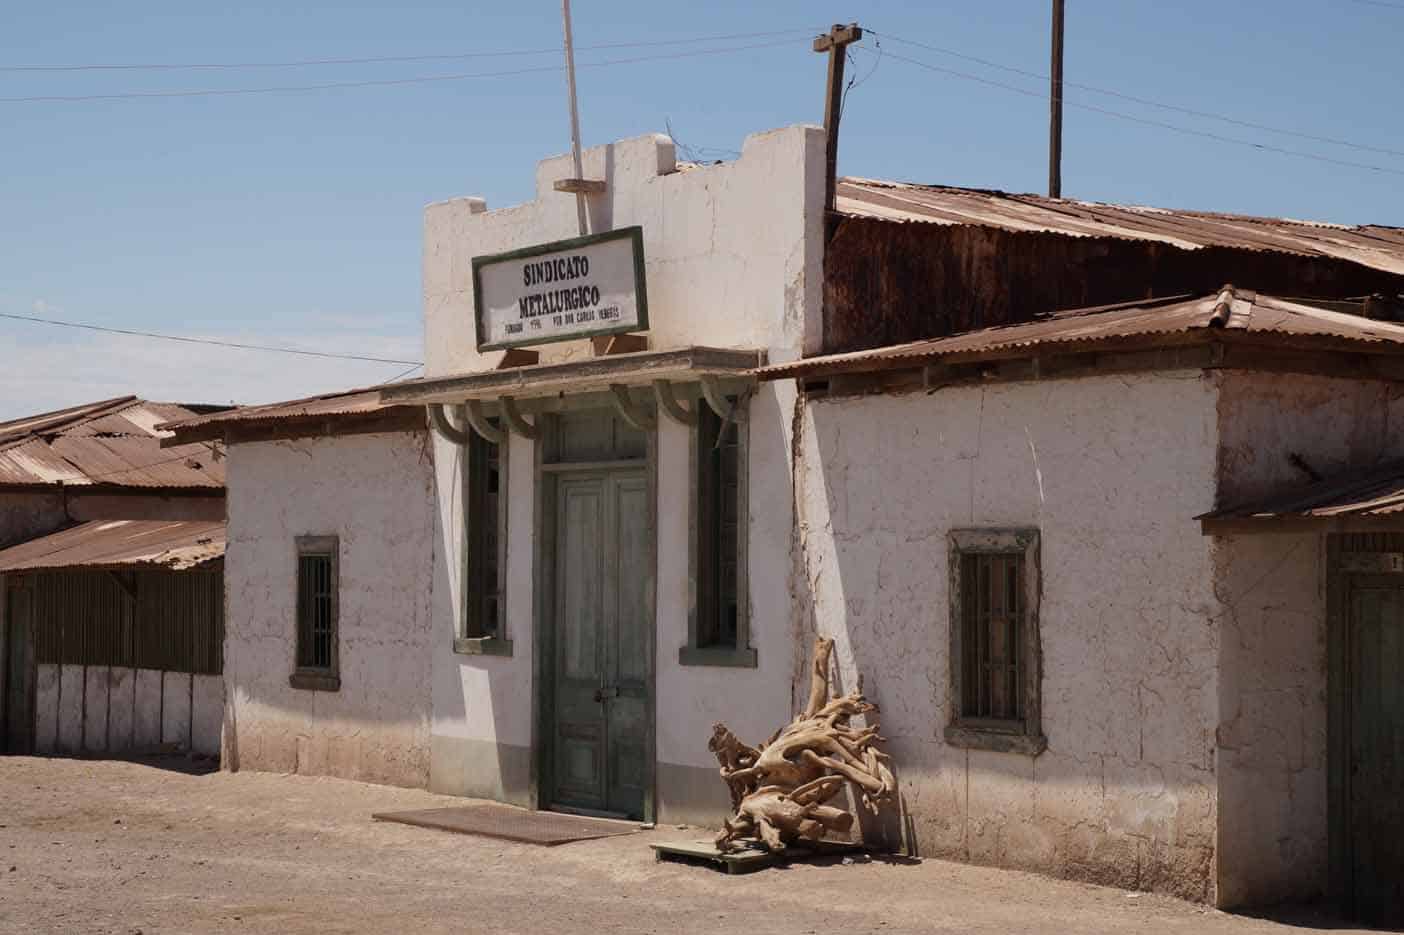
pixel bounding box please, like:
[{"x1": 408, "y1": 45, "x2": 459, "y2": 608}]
[
  {"x1": 292, "y1": 536, "x2": 339, "y2": 690},
  {"x1": 463, "y1": 427, "x2": 504, "y2": 643},
  {"x1": 946, "y1": 529, "x2": 1045, "y2": 755},
  {"x1": 681, "y1": 395, "x2": 754, "y2": 667}
]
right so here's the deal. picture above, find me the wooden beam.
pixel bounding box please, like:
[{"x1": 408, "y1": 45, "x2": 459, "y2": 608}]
[{"x1": 552, "y1": 178, "x2": 606, "y2": 194}]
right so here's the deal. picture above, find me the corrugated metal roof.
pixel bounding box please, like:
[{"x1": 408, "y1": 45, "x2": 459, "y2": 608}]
[
  {"x1": 0, "y1": 519, "x2": 225, "y2": 572},
  {"x1": 157, "y1": 382, "x2": 416, "y2": 438},
  {"x1": 1198, "y1": 461, "x2": 1404, "y2": 523},
  {"x1": 838, "y1": 179, "x2": 1404, "y2": 276},
  {"x1": 0, "y1": 398, "x2": 225, "y2": 489},
  {"x1": 760, "y1": 290, "x2": 1404, "y2": 381}
]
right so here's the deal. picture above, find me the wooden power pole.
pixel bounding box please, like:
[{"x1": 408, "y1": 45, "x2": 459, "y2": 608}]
[
  {"x1": 1048, "y1": 0, "x2": 1065, "y2": 198},
  {"x1": 814, "y1": 23, "x2": 863, "y2": 222}
]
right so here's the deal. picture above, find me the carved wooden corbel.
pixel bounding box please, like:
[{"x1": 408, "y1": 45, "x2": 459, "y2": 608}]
[
  {"x1": 652, "y1": 380, "x2": 697, "y2": 426},
  {"x1": 609, "y1": 384, "x2": 656, "y2": 432},
  {"x1": 463, "y1": 400, "x2": 505, "y2": 444},
  {"x1": 700, "y1": 376, "x2": 746, "y2": 423},
  {"x1": 428, "y1": 404, "x2": 472, "y2": 445},
  {"x1": 499, "y1": 396, "x2": 540, "y2": 440}
]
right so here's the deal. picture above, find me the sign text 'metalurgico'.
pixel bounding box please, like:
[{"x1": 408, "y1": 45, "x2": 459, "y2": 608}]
[{"x1": 472, "y1": 226, "x2": 648, "y2": 351}]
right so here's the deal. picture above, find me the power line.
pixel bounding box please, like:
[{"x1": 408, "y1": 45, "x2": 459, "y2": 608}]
[
  {"x1": 0, "y1": 311, "x2": 422, "y2": 365},
  {"x1": 870, "y1": 30, "x2": 1404, "y2": 160},
  {"x1": 866, "y1": 45, "x2": 1404, "y2": 178},
  {"x1": 1350, "y1": 0, "x2": 1404, "y2": 8},
  {"x1": 0, "y1": 38, "x2": 805, "y2": 104},
  {"x1": 0, "y1": 28, "x2": 820, "y2": 72}
]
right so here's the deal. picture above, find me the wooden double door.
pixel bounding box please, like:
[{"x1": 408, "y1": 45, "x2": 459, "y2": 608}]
[{"x1": 548, "y1": 468, "x2": 652, "y2": 820}]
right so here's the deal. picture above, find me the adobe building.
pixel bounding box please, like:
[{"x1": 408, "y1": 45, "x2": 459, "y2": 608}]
[{"x1": 165, "y1": 124, "x2": 1404, "y2": 923}]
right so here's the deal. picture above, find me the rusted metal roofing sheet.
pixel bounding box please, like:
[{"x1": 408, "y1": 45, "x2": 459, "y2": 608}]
[
  {"x1": 1198, "y1": 461, "x2": 1404, "y2": 524},
  {"x1": 837, "y1": 179, "x2": 1404, "y2": 276},
  {"x1": 157, "y1": 384, "x2": 411, "y2": 437},
  {"x1": 0, "y1": 519, "x2": 225, "y2": 572},
  {"x1": 0, "y1": 398, "x2": 224, "y2": 488},
  {"x1": 760, "y1": 290, "x2": 1404, "y2": 381}
]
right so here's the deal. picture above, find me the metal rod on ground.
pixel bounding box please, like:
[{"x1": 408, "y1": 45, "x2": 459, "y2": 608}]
[
  {"x1": 562, "y1": 0, "x2": 589, "y2": 236},
  {"x1": 1049, "y1": 0, "x2": 1065, "y2": 198}
]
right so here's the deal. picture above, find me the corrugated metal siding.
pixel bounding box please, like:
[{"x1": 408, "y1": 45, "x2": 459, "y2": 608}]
[{"x1": 26, "y1": 564, "x2": 223, "y2": 675}]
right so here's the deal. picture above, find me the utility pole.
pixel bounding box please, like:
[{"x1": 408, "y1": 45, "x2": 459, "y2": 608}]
[
  {"x1": 557, "y1": 0, "x2": 593, "y2": 235},
  {"x1": 813, "y1": 23, "x2": 863, "y2": 223},
  {"x1": 1048, "y1": 0, "x2": 1065, "y2": 198}
]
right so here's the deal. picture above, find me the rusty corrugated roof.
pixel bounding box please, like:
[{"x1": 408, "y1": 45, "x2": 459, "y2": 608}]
[
  {"x1": 760, "y1": 290, "x2": 1404, "y2": 381},
  {"x1": 0, "y1": 398, "x2": 225, "y2": 489},
  {"x1": 1198, "y1": 461, "x2": 1404, "y2": 523},
  {"x1": 158, "y1": 380, "x2": 424, "y2": 444},
  {"x1": 838, "y1": 179, "x2": 1404, "y2": 276},
  {"x1": 0, "y1": 519, "x2": 225, "y2": 572}
]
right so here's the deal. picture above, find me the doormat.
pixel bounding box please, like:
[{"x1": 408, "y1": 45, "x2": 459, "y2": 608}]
[
  {"x1": 372, "y1": 804, "x2": 641, "y2": 846},
  {"x1": 652, "y1": 839, "x2": 862, "y2": 874}
]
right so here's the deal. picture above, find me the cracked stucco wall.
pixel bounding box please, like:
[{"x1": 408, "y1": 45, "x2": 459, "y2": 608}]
[
  {"x1": 796, "y1": 371, "x2": 1221, "y2": 901},
  {"x1": 420, "y1": 126, "x2": 825, "y2": 811},
  {"x1": 1212, "y1": 370, "x2": 1404, "y2": 907},
  {"x1": 223, "y1": 431, "x2": 435, "y2": 788}
]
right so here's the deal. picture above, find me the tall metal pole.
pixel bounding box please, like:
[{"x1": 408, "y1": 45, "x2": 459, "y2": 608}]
[
  {"x1": 562, "y1": 0, "x2": 589, "y2": 235},
  {"x1": 1048, "y1": 0, "x2": 1065, "y2": 198}
]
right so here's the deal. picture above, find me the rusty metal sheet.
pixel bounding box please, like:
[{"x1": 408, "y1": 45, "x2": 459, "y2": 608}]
[
  {"x1": 837, "y1": 179, "x2": 1404, "y2": 275},
  {"x1": 1198, "y1": 460, "x2": 1404, "y2": 521},
  {"x1": 0, "y1": 519, "x2": 225, "y2": 572},
  {"x1": 0, "y1": 398, "x2": 225, "y2": 488},
  {"x1": 761, "y1": 291, "x2": 1404, "y2": 381},
  {"x1": 157, "y1": 385, "x2": 404, "y2": 435}
]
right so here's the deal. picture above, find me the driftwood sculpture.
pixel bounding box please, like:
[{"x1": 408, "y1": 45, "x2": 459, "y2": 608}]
[{"x1": 709, "y1": 637, "x2": 896, "y2": 853}]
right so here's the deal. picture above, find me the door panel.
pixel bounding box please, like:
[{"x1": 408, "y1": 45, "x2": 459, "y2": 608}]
[
  {"x1": 552, "y1": 477, "x2": 608, "y2": 810},
  {"x1": 606, "y1": 474, "x2": 651, "y2": 818},
  {"x1": 1347, "y1": 577, "x2": 1404, "y2": 926},
  {"x1": 4, "y1": 588, "x2": 35, "y2": 755},
  {"x1": 548, "y1": 469, "x2": 652, "y2": 820}
]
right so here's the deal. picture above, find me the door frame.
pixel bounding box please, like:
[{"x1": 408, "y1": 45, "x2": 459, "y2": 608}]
[
  {"x1": 1326, "y1": 535, "x2": 1404, "y2": 916},
  {"x1": 530, "y1": 414, "x2": 658, "y2": 823}
]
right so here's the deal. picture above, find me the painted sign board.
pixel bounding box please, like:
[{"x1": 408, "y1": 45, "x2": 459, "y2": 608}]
[{"x1": 472, "y1": 226, "x2": 648, "y2": 351}]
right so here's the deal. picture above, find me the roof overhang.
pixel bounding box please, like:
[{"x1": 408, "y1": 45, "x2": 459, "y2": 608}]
[
  {"x1": 0, "y1": 519, "x2": 226, "y2": 573},
  {"x1": 381, "y1": 346, "x2": 765, "y2": 407},
  {"x1": 1197, "y1": 458, "x2": 1404, "y2": 535}
]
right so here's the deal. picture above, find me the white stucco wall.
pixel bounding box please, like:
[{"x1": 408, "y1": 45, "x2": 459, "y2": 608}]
[
  {"x1": 796, "y1": 373, "x2": 1222, "y2": 901},
  {"x1": 223, "y1": 431, "x2": 435, "y2": 788},
  {"x1": 1211, "y1": 370, "x2": 1404, "y2": 907},
  {"x1": 421, "y1": 126, "x2": 825, "y2": 817}
]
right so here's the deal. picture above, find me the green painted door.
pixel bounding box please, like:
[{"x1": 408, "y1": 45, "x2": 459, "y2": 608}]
[
  {"x1": 1347, "y1": 575, "x2": 1404, "y2": 927},
  {"x1": 4, "y1": 586, "x2": 35, "y2": 755},
  {"x1": 550, "y1": 469, "x2": 651, "y2": 819}
]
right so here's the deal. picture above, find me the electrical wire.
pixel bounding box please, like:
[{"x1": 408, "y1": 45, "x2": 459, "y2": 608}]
[
  {"x1": 865, "y1": 45, "x2": 1404, "y2": 178},
  {"x1": 0, "y1": 28, "x2": 821, "y2": 72},
  {"x1": 868, "y1": 30, "x2": 1404, "y2": 160},
  {"x1": 0, "y1": 38, "x2": 805, "y2": 104},
  {"x1": 0, "y1": 311, "x2": 422, "y2": 365}
]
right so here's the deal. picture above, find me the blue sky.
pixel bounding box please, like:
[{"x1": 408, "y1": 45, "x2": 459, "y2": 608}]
[{"x1": 3, "y1": 1, "x2": 1403, "y2": 419}]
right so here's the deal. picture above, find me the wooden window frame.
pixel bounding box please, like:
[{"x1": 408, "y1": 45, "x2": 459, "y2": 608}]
[
  {"x1": 680, "y1": 395, "x2": 755, "y2": 668},
  {"x1": 455, "y1": 429, "x2": 512, "y2": 657},
  {"x1": 945, "y1": 528, "x2": 1045, "y2": 755},
  {"x1": 290, "y1": 535, "x2": 340, "y2": 692}
]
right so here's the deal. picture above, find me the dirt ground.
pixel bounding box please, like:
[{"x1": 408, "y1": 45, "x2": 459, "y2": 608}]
[{"x1": 0, "y1": 757, "x2": 1380, "y2": 935}]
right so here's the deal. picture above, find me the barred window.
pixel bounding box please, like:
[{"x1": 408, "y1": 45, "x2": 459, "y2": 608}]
[
  {"x1": 946, "y1": 529, "x2": 1045, "y2": 755},
  {"x1": 292, "y1": 536, "x2": 339, "y2": 691},
  {"x1": 680, "y1": 395, "x2": 754, "y2": 667},
  {"x1": 463, "y1": 428, "x2": 504, "y2": 642}
]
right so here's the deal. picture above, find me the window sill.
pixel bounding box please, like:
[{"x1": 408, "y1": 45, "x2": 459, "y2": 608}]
[
  {"x1": 289, "y1": 671, "x2": 340, "y2": 692},
  {"x1": 454, "y1": 636, "x2": 513, "y2": 657},
  {"x1": 944, "y1": 724, "x2": 1046, "y2": 756},
  {"x1": 678, "y1": 645, "x2": 757, "y2": 668}
]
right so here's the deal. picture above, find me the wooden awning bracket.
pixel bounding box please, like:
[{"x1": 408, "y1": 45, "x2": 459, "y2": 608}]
[
  {"x1": 500, "y1": 396, "x2": 540, "y2": 440},
  {"x1": 651, "y1": 380, "x2": 697, "y2": 426},
  {"x1": 610, "y1": 384, "x2": 656, "y2": 432},
  {"x1": 700, "y1": 376, "x2": 746, "y2": 423},
  {"x1": 464, "y1": 400, "x2": 505, "y2": 444},
  {"x1": 428, "y1": 403, "x2": 472, "y2": 446}
]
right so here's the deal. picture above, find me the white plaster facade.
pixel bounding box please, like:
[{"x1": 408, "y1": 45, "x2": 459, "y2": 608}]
[
  {"x1": 421, "y1": 126, "x2": 825, "y2": 820},
  {"x1": 221, "y1": 431, "x2": 436, "y2": 788}
]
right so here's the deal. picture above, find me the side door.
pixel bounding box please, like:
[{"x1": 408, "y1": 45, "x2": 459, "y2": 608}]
[{"x1": 1346, "y1": 574, "x2": 1404, "y2": 927}]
